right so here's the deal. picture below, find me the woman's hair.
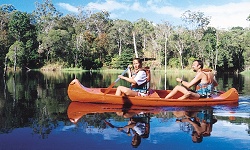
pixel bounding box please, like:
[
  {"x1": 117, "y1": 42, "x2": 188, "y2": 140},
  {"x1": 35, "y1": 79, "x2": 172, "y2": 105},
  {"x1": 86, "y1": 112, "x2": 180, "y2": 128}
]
[
  {"x1": 133, "y1": 58, "x2": 143, "y2": 67},
  {"x1": 131, "y1": 133, "x2": 142, "y2": 148}
]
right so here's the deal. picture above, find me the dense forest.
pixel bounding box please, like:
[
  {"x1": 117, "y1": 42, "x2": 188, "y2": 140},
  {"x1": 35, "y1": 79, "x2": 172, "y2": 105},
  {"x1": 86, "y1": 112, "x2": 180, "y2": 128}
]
[{"x1": 0, "y1": 0, "x2": 250, "y2": 73}]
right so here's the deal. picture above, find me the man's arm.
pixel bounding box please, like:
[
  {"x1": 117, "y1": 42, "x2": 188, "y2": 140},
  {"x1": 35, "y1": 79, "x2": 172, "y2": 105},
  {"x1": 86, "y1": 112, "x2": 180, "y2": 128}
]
[
  {"x1": 212, "y1": 76, "x2": 218, "y2": 87},
  {"x1": 177, "y1": 72, "x2": 202, "y2": 88}
]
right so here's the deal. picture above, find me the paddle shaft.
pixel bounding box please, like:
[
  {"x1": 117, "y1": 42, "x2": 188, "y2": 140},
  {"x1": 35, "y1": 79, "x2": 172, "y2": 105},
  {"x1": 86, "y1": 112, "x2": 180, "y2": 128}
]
[
  {"x1": 104, "y1": 120, "x2": 127, "y2": 134},
  {"x1": 104, "y1": 120, "x2": 117, "y2": 128},
  {"x1": 104, "y1": 67, "x2": 129, "y2": 94}
]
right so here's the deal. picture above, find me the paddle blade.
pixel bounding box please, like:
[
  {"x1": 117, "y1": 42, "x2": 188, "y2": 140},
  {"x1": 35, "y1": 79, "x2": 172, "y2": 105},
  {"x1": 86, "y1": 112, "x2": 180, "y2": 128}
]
[
  {"x1": 104, "y1": 67, "x2": 129, "y2": 95},
  {"x1": 104, "y1": 82, "x2": 116, "y2": 94},
  {"x1": 104, "y1": 120, "x2": 115, "y2": 128}
]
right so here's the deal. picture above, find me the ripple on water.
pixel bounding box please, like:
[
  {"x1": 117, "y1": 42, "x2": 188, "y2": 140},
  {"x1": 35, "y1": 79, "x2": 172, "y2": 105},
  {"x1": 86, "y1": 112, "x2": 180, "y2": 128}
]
[{"x1": 213, "y1": 96, "x2": 250, "y2": 118}]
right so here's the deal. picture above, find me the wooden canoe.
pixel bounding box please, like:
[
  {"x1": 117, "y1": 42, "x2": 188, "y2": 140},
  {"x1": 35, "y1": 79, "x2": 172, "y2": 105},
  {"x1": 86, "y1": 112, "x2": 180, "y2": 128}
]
[{"x1": 67, "y1": 79, "x2": 239, "y2": 107}]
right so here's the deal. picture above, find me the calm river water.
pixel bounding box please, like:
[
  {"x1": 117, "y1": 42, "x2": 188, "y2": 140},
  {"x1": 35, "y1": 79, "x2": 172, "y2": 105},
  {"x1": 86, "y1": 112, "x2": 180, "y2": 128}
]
[{"x1": 0, "y1": 70, "x2": 249, "y2": 150}]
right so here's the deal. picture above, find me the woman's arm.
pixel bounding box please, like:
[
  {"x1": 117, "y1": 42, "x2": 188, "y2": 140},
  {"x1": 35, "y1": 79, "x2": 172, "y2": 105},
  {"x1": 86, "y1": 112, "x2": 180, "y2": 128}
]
[
  {"x1": 118, "y1": 123, "x2": 135, "y2": 130},
  {"x1": 118, "y1": 75, "x2": 137, "y2": 84},
  {"x1": 127, "y1": 65, "x2": 132, "y2": 78}
]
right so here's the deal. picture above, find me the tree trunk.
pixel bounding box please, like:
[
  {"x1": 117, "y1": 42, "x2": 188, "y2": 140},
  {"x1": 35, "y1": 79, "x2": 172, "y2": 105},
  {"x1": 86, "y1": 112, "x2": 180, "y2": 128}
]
[
  {"x1": 179, "y1": 51, "x2": 183, "y2": 69},
  {"x1": 4, "y1": 56, "x2": 7, "y2": 76},
  {"x1": 143, "y1": 35, "x2": 146, "y2": 52},
  {"x1": 175, "y1": 40, "x2": 184, "y2": 69},
  {"x1": 215, "y1": 32, "x2": 219, "y2": 72},
  {"x1": 74, "y1": 53, "x2": 78, "y2": 67},
  {"x1": 164, "y1": 38, "x2": 167, "y2": 74},
  {"x1": 14, "y1": 46, "x2": 17, "y2": 72},
  {"x1": 119, "y1": 38, "x2": 122, "y2": 56},
  {"x1": 132, "y1": 32, "x2": 138, "y2": 58}
]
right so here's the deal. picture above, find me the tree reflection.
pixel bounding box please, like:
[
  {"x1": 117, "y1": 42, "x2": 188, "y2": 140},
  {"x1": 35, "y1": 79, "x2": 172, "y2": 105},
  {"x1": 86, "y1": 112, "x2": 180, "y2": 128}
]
[{"x1": 0, "y1": 71, "x2": 69, "y2": 138}]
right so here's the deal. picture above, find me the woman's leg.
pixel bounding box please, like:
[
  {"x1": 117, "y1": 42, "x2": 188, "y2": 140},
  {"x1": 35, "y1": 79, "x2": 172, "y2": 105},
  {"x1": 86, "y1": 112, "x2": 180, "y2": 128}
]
[
  {"x1": 115, "y1": 86, "x2": 138, "y2": 96},
  {"x1": 115, "y1": 86, "x2": 123, "y2": 96}
]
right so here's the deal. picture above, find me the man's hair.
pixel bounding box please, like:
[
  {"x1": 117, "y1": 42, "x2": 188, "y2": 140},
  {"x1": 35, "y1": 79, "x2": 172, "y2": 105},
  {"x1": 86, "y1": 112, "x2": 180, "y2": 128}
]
[
  {"x1": 192, "y1": 131, "x2": 203, "y2": 143},
  {"x1": 194, "y1": 59, "x2": 204, "y2": 69}
]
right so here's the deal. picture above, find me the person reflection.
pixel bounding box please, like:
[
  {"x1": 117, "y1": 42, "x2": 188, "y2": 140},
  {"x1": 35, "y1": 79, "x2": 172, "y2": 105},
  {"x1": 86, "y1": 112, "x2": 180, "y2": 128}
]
[
  {"x1": 174, "y1": 109, "x2": 217, "y2": 143},
  {"x1": 110, "y1": 113, "x2": 150, "y2": 148}
]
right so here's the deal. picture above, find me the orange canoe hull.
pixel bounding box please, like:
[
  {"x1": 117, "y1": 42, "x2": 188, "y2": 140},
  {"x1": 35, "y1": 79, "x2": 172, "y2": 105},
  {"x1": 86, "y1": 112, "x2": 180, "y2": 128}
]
[{"x1": 67, "y1": 79, "x2": 239, "y2": 107}]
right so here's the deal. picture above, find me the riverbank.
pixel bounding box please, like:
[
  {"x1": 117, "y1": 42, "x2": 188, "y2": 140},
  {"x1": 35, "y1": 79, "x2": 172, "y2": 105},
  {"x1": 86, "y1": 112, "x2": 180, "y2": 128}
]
[{"x1": 2, "y1": 64, "x2": 250, "y2": 74}]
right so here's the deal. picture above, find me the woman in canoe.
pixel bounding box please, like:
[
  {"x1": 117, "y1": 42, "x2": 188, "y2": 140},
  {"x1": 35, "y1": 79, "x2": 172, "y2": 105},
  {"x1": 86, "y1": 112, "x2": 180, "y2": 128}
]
[
  {"x1": 115, "y1": 58, "x2": 149, "y2": 96},
  {"x1": 165, "y1": 59, "x2": 218, "y2": 100}
]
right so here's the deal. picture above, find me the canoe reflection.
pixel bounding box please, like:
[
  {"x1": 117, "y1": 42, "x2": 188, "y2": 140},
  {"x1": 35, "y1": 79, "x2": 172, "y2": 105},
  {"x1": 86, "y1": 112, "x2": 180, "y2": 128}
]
[
  {"x1": 67, "y1": 102, "x2": 160, "y2": 124},
  {"x1": 67, "y1": 102, "x2": 218, "y2": 146}
]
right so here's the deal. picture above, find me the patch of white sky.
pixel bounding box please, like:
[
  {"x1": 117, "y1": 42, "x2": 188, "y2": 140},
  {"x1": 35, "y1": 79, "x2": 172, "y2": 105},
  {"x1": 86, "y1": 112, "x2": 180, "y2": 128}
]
[{"x1": 56, "y1": 0, "x2": 250, "y2": 29}]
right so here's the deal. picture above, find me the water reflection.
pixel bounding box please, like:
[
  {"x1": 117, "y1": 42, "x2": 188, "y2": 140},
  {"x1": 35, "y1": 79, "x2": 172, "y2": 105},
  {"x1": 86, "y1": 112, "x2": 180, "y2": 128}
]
[
  {"x1": 0, "y1": 70, "x2": 250, "y2": 149},
  {"x1": 67, "y1": 102, "x2": 157, "y2": 148},
  {"x1": 173, "y1": 109, "x2": 217, "y2": 143},
  {"x1": 67, "y1": 102, "x2": 250, "y2": 148}
]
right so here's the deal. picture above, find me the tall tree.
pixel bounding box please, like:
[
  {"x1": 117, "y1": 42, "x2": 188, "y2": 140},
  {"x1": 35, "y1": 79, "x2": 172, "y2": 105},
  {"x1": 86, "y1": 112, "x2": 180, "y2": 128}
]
[
  {"x1": 170, "y1": 26, "x2": 191, "y2": 69},
  {"x1": 108, "y1": 19, "x2": 133, "y2": 56},
  {"x1": 34, "y1": 0, "x2": 62, "y2": 64},
  {"x1": 134, "y1": 19, "x2": 154, "y2": 54},
  {"x1": 8, "y1": 11, "x2": 38, "y2": 69},
  {"x1": 85, "y1": 11, "x2": 112, "y2": 64},
  {"x1": 201, "y1": 27, "x2": 217, "y2": 68},
  {"x1": 181, "y1": 10, "x2": 211, "y2": 60},
  {"x1": 155, "y1": 21, "x2": 172, "y2": 72},
  {"x1": 216, "y1": 27, "x2": 246, "y2": 72},
  {"x1": 33, "y1": 0, "x2": 62, "y2": 33},
  {"x1": 0, "y1": 4, "x2": 16, "y2": 67},
  {"x1": 71, "y1": 8, "x2": 89, "y2": 68},
  {"x1": 38, "y1": 29, "x2": 70, "y2": 63}
]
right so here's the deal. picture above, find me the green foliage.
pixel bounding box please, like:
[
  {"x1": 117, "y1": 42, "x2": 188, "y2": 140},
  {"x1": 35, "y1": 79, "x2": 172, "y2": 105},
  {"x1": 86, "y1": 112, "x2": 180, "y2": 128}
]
[
  {"x1": 7, "y1": 10, "x2": 39, "y2": 68},
  {"x1": 168, "y1": 58, "x2": 180, "y2": 68},
  {"x1": 7, "y1": 41, "x2": 24, "y2": 66},
  {"x1": 0, "y1": 2, "x2": 250, "y2": 73},
  {"x1": 110, "y1": 48, "x2": 134, "y2": 69},
  {"x1": 187, "y1": 57, "x2": 196, "y2": 68},
  {"x1": 93, "y1": 59, "x2": 103, "y2": 69}
]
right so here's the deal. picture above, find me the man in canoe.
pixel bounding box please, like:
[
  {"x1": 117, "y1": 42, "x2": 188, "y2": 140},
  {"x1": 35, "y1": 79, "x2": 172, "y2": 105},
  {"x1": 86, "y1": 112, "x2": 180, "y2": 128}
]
[
  {"x1": 165, "y1": 59, "x2": 218, "y2": 100},
  {"x1": 115, "y1": 58, "x2": 149, "y2": 97}
]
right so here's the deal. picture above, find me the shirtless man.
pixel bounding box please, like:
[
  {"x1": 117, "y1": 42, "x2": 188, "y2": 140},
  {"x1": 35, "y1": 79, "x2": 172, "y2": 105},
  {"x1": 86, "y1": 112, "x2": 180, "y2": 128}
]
[{"x1": 165, "y1": 60, "x2": 218, "y2": 100}]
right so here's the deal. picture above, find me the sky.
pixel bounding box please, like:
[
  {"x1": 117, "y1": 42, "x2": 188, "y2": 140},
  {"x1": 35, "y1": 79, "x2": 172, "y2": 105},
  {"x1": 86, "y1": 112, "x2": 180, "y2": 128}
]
[{"x1": 1, "y1": 0, "x2": 250, "y2": 29}]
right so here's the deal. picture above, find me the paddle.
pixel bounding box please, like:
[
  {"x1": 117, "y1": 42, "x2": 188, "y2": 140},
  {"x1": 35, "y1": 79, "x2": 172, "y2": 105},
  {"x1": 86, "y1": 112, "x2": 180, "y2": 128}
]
[
  {"x1": 104, "y1": 120, "x2": 127, "y2": 134},
  {"x1": 104, "y1": 67, "x2": 129, "y2": 94},
  {"x1": 104, "y1": 120, "x2": 118, "y2": 128}
]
